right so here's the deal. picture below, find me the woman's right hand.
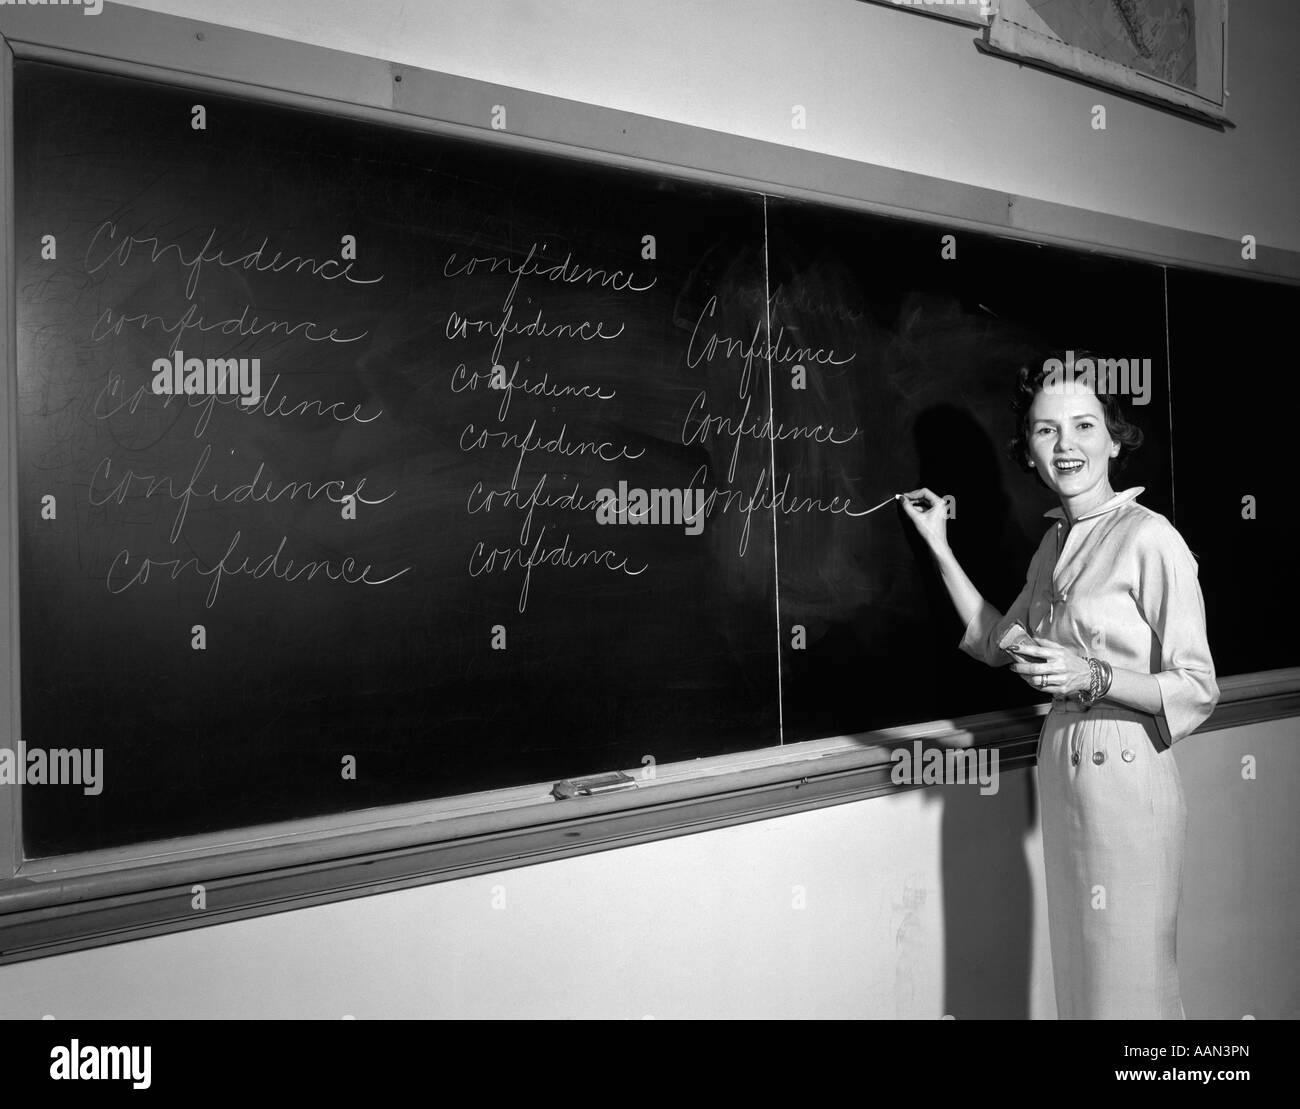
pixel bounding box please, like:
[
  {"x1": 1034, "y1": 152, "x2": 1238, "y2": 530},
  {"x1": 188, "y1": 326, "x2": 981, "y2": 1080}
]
[{"x1": 899, "y1": 487, "x2": 950, "y2": 552}]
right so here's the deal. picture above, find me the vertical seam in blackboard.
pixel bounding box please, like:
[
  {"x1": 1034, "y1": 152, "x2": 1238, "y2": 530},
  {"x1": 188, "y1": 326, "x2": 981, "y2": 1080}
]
[
  {"x1": 762, "y1": 195, "x2": 785, "y2": 746},
  {"x1": 0, "y1": 34, "x2": 22, "y2": 874},
  {"x1": 1163, "y1": 266, "x2": 1175, "y2": 524}
]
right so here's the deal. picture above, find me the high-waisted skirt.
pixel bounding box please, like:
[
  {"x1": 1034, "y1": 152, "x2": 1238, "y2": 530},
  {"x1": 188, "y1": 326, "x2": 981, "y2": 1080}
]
[{"x1": 1037, "y1": 699, "x2": 1187, "y2": 1019}]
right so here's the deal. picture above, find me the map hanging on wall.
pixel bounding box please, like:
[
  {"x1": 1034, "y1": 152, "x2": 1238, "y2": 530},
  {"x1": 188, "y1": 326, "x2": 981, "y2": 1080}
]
[{"x1": 982, "y1": 0, "x2": 1228, "y2": 124}]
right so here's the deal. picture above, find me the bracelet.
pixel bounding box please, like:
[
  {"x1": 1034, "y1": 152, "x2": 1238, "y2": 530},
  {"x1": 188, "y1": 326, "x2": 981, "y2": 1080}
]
[
  {"x1": 1097, "y1": 659, "x2": 1113, "y2": 700},
  {"x1": 1076, "y1": 659, "x2": 1100, "y2": 705},
  {"x1": 1076, "y1": 660, "x2": 1096, "y2": 705},
  {"x1": 1076, "y1": 658, "x2": 1113, "y2": 706}
]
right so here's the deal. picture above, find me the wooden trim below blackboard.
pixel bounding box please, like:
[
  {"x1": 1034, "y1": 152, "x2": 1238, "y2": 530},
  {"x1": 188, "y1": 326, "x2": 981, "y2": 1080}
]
[
  {"x1": 0, "y1": 668, "x2": 1296, "y2": 964},
  {"x1": 2, "y1": 6, "x2": 1300, "y2": 964}
]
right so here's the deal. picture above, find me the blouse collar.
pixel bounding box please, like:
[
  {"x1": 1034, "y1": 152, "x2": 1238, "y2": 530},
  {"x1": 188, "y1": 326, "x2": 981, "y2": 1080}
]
[{"x1": 1044, "y1": 485, "x2": 1144, "y2": 523}]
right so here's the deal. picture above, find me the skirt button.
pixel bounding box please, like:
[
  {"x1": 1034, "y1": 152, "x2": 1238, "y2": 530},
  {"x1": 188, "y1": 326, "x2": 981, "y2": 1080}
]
[
  {"x1": 1122, "y1": 748, "x2": 1136, "y2": 762},
  {"x1": 1092, "y1": 751, "x2": 1106, "y2": 765}
]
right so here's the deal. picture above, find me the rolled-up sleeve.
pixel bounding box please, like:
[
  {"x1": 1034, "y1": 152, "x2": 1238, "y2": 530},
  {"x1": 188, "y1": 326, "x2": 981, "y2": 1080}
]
[
  {"x1": 1134, "y1": 522, "x2": 1219, "y2": 746},
  {"x1": 958, "y1": 543, "x2": 1044, "y2": 669}
]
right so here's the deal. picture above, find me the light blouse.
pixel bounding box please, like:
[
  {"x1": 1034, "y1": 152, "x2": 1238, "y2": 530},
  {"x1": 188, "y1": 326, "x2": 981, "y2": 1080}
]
[{"x1": 958, "y1": 487, "x2": 1219, "y2": 745}]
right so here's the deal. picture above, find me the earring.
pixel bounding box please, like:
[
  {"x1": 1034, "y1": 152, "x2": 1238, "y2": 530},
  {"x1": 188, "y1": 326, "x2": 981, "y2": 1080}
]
[{"x1": 1029, "y1": 461, "x2": 1036, "y2": 467}]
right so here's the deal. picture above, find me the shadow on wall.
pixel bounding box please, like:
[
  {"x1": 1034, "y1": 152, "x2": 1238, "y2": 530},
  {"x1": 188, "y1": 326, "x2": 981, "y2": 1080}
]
[
  {"x1": 914, "y1": 401, "x2": 1041, "y2": 1019},
  {"x1": 926, "y1": 775, "x2": 1039, "y2": 1019}
]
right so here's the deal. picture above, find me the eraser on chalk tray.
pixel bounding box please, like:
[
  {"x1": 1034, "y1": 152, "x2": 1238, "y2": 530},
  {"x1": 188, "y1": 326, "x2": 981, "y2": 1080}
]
[{"x1": 551, "y1": 771, "x2": 638, "y2": 799}]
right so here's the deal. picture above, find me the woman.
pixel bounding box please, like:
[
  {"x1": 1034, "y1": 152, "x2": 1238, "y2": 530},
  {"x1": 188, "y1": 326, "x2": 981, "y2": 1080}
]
[{"x1": 901, "y1": 357, "x2": 1218, "y2": 1019}]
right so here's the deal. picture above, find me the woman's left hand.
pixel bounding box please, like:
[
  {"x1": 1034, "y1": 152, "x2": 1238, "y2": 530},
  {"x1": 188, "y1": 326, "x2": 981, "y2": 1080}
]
[{"x1": 1011, "y1": 638, "x2": 1092, "y2": 696}]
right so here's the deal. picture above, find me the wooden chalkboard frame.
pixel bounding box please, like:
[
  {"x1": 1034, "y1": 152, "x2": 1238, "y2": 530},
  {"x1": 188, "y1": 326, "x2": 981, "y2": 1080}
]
[{"x1": 1, "y1": 2, "x2": 1298, "y2": 964}]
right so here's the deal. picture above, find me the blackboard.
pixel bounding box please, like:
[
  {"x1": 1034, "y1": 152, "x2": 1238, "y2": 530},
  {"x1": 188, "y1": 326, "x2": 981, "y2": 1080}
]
[
  {"x1": 1166, "y1": 269, "x2": 1300, "y2": 677},
  {"x1": 10, "y1": 59, "x2": 1214, "y2": 856},
  {"x1": 763, "y1": 201, "x2": 1173, "y2": 742}
]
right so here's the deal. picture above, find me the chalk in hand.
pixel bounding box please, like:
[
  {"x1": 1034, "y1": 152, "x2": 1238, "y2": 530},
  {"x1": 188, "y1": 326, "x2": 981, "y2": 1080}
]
[{"x1": 854, "y1": 492, "x2": 923, "y2": 518}]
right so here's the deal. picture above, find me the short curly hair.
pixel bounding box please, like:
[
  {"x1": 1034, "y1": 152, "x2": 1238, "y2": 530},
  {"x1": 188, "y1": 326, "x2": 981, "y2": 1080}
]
[{"x1": 1007, "y1": 351, "x2": 1144, "y2": 475}]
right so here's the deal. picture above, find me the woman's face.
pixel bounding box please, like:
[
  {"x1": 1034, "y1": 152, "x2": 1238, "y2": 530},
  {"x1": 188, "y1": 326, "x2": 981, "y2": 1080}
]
[{"x1": 1026, "y1": 384, "x2": 1119, "y2": 503}]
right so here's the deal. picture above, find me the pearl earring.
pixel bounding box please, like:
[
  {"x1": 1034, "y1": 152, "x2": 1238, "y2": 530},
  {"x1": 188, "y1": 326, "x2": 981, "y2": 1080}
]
[{"x1": 1029, "y1": 461, "x2": 1036, "y2": 467}]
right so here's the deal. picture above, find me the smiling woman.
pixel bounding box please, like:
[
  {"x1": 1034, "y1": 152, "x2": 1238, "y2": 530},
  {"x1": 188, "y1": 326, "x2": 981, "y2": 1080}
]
[
  {"x1": 1009, "y1": 350, "x2": 1146, "y2": 497},
  {"x1": 901, "y1": 352, "x2": 1219, "y2": 1020}
]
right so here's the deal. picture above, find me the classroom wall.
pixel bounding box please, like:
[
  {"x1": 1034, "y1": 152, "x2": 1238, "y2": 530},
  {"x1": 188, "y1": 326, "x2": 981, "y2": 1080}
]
[
  {"x1": 0, "y1": 718, "x2": 1295, "y2": 1019},
  {"x1": 111, "y1": 0, "x2": 1300, "y2": 252},
  {"x1": 2, "y1": 0, "x2": 1298, "y2": 1018},
  {"x1": 4, "y1": 772, "x2": 1053, "y2": 1019}
]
